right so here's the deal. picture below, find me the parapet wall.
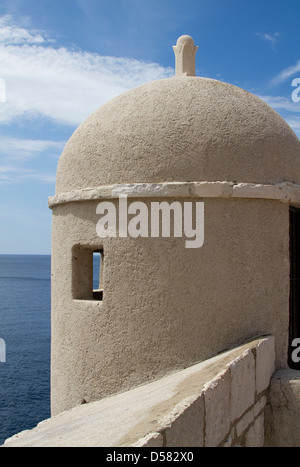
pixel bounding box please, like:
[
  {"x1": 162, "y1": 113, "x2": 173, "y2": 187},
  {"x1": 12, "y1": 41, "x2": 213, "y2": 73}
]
[
  {"x1": 3, "y1": 336, "x2": 275, "y2": 447},
  {"x1": 135, "y1": 336, "x2": 275, "y2": 448}
]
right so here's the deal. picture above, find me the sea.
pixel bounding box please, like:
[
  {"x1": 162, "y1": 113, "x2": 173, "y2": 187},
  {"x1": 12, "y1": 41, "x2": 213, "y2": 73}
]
[{"x1": 0, "y1": 255, "x2": 51, "y2": 445}]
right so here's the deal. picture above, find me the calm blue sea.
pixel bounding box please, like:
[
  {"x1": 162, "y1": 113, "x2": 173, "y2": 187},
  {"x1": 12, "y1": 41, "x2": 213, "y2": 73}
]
[{"x1": 0, "y1": 255, "x2": 51, "y2": 445}]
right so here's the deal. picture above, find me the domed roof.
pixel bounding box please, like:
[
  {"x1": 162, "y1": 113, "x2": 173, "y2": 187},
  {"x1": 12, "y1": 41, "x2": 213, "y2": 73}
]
[{"x1": 55, "y1": 38, "x2": 300, "y2": 195}]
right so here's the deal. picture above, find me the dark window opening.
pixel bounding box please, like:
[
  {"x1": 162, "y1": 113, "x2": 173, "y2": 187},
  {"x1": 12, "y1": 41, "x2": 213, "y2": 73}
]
[
  {"x1": 72, "y1": 246, "x2": 104, "y2": 301},
  {"x1": 289, "y1": 207, "x2": 300, "y2": 369},
  {"x1": 93, "y1": 250, "x2": 104, "y2": 300}
]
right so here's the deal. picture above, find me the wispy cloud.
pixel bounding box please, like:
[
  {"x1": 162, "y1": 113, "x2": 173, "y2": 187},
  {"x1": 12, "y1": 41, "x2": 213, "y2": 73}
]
[
  {"x1": 255, "y1": 32, "x2": 283, "y2": 50},
  {"x1": 0, "y1": 15, "x2": 51, "y2": 45},
  {"x1": 264, "y1": 59, "x2": 300, "y2": 138},
  {"x1": 0, "y1": 164, "x2": 56, "y2": 184},
  {"x1": 271, "y1": 60, "x2": 300, "y2": 86},
  {"x1": 0, "y1": 15, "x2": 173, "y2": 127},
  {"x1": 0, "y1": 15, "x2": 174, "y2": 186},
  {"x1": 286, "y1": 117, "x2": 300, "y2": 131},
  {"x1": 0, "y1": 136, "x2": 65, "y2": 184},
  {"x1": 0, "y1": 137, "x2": 65, "y2": 161},
  {"x1": 258, "y1": 95, "x2": 300, "y2": 113},
  {"x1": 257, "y1": 95, "x2": 300, "y2": 138}
]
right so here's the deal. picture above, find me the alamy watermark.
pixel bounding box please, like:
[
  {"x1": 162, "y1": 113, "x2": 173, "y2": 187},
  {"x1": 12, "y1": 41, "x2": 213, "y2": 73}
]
[
  {"x1": 0, "y1": 338, "x2": 6, "y2": 363},
  {"x1": 291, "y1": 77, "x2": 300, "y2": 103},
  {"x1": 291, "y1": 338, "x2": 300, "y2": 364},
  {"x1": 0, "y1": 78, "x2": 6, "y2": 103},
  {"x1": 96, "y1": 195, "x2": 204, "y2": 249}
]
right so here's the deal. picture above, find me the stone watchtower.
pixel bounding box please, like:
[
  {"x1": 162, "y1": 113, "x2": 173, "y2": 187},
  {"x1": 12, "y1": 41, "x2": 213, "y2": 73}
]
[{"x1": 49, "y1": 36, "x2": 300, "y2": 416}]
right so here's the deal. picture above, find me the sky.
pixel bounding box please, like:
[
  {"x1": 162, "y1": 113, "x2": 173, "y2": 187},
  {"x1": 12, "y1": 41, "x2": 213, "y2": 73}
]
[{"x1": 0, "y1": 0, "x2": 299, "y2": 254}]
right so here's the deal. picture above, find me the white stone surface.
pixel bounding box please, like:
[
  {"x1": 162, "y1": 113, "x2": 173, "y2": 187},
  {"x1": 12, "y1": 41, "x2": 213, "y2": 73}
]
[
  {"x1": 236, "y1": 396, "x2": 267, "y2": 438},
  {"x1": 229, "y1": 349, "x2": 255, "y2": 422},
  {"x1": 223, "y1": 429, "x2": 235, "y2": 447},
  {"x1": 48, "y1": 181, "x2": 300, "y2": 208},
  {"x1": 133, "y1": 433, "x2": 164, "y2": 447},
  {"x1": 245, "y1": 415, "x2": 265, "y2": 447},
  {"x1": 203, "y1": 369, "x2": 231, "y2": 446},
  {"x1": 256, "y1": 336, "x2": 275, "y2": 394},
  {"x1": 163, "y1": 397, "x2": 204, "y2": 447}
]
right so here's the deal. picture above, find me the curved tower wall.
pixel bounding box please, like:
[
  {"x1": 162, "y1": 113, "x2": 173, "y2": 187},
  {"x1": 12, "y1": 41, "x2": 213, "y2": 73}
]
[{"x1": 50, "y1": 196, "x2": 289, "y2": 416}]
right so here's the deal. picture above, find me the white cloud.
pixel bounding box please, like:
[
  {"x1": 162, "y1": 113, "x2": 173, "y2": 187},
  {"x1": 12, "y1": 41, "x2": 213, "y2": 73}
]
[
  {"x1": 0, "y1": 16, "x2": 174, "y2": 126},
  {"x1": 21, "y1": 171, "x2": 56, "y2": 183},
  {"x1": 258, "y1": 95, "x2": 300, "y2": 113},
  {"x1": 0, "y1": 164, "x2": 56, "y2": 184},
  {"x1": 255, "y1": 32, "x2": 283, "y2": 50},
  {"x1": 0, "y1": 136, "x2": 65, "y2": 184},
  {"x1": 285, "y1": 117, "x2": 300, "y2": 136},
  {"x1": 0, "y1": 137, "x2": 65, "y2": 160},
  {"x1": 0, "y1": 16, "x2": 173, "y2": 188},
  {"x1": 271, "y1": 60, "x2": 300, "y2": 85},
  {"x1": 0, "y1": 15, "x2": 50, "y2": 45},
  {"x1": 257, "y1": 95, "x2": 300, "y2": 138}
]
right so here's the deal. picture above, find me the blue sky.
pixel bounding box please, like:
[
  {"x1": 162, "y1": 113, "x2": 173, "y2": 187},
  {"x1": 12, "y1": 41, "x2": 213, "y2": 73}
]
[{"x1": 0, "y1": 0, "x2": 299, "y2": 254}]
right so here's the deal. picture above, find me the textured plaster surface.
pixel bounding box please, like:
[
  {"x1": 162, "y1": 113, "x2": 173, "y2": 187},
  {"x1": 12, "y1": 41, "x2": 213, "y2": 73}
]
[
  {"x1": 265, "y1": 369, "x2": 300, "y2": 447},
  {"x1": 50, "y1": 197, "x2": 289, "y2": 415},
  {"x1": 55, "y1": 77, "x2": 300, "y2": 195}
]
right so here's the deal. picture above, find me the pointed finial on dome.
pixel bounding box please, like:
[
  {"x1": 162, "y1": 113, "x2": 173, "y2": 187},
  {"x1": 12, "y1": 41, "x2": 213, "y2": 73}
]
[{"x1": 173, "y1": 35, "x2": 198, "y2": 77}]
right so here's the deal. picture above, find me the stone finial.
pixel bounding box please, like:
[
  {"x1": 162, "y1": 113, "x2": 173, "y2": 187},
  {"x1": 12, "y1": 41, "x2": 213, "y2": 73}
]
[{"x1": 173, "y1": 35, "x2": 198, "y2": 77}]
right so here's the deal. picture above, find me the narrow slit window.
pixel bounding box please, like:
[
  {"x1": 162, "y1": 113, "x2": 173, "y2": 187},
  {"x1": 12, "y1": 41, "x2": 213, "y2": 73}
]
[
  {"x1": 93, "y1": 250, "x2": 103, "y2": 301},
  {"x1": 289, "y1": 207, "x2": 300, "y2": 370},
  {"x1": 72, "y1": 246, "x2": 104, "y2": 301}
]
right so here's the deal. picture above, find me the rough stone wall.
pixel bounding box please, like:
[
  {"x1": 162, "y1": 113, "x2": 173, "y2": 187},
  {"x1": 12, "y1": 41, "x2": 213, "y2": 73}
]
[
  {"x1": 134, "y1": 337, "x2": 275, "y2": 447},
  {"x1": 264, "y1": 369, "x2": 300, "y2": 447}
]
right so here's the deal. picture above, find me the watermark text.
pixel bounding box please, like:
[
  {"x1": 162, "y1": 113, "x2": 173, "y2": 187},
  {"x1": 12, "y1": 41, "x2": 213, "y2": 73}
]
[
  {"x1": 0, "y1": 78, "x2": 6, "y2": 103},
  {"x1": 0, "y1": 338, "x2": 6, "y2": 363},
  {"x1": 96, "y1": 196, "x2": 204, "y2": 249},
  {"x1": 291, "y1": 78, "x2": 300, "y2": 103},
  {"x1": 291, "y1": 338, "x2": 300, "y2": 363}
]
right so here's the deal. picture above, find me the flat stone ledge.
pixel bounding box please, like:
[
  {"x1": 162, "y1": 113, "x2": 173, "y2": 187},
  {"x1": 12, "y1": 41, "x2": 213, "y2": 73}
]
[{"x1": 48, "y1": 181, "x2": 300, "y2": 208}]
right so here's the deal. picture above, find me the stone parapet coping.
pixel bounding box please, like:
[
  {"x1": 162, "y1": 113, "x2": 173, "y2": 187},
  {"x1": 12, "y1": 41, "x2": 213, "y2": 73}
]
[
  {"x1": 48, "y1": 181, "x2": 300, "y2": 208},
  {"x1": 2, "y1": 336, "x2": 275, "y2": 447}
]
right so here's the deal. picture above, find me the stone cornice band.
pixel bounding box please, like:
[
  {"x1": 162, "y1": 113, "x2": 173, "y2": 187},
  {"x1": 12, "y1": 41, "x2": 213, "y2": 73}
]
[{"x1": 48, "y1": 181, "x2": 300, "y2": 209}]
